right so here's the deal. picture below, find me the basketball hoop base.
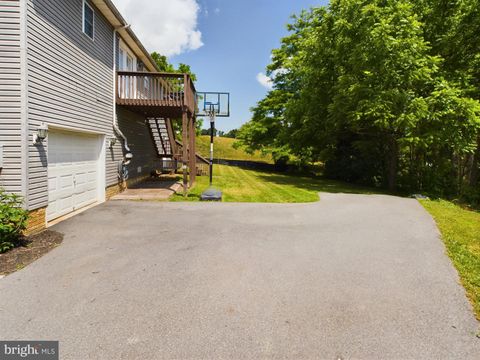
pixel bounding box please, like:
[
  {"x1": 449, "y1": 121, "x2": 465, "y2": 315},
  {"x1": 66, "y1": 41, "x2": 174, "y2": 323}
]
[{"x1": 200, "y1": 187, "x2": 222, "y2": 202}]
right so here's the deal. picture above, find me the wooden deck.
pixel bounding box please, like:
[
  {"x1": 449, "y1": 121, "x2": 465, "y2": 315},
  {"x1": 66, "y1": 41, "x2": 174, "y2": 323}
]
[
  {"x1": 116, "y1": 71, "x2": 196, "y2": 117},
  {"x1": 116, "y1": 71, "x2": 198, "y2": 192}
]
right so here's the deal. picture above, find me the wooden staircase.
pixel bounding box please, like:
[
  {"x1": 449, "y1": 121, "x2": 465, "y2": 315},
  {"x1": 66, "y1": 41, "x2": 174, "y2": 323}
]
[
  {"x1": 147, "y1": 118, "x2": 174, "y2": 157},
  {"x1": 147, "y1": 117, "x2": 209, "y2": 176}
]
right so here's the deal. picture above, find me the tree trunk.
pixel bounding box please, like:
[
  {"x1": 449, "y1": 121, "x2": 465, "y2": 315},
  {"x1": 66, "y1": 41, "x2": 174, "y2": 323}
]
[
  {"x1": 387, "y1": 137, "x2": 398, "y2": 191},
  {"x1": 469, "y1": 136, "x2": 480, "y2": 186}
]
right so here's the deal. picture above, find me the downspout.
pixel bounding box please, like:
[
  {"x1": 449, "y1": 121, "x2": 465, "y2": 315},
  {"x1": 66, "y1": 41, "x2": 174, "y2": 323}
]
[{"x1": 112, "y1": 25, "x2": 131, "y2": 155}]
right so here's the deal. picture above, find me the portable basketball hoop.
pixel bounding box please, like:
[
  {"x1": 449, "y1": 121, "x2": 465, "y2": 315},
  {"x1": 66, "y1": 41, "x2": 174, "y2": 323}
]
[{"x1": 196, "y1": 92, "x2": 230, "y2": 201}]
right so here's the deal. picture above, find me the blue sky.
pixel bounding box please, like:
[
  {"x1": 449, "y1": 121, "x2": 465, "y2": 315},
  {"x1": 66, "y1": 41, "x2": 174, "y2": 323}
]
[{"x1": 169, "y1": 0, "x2": 328, "y2": 131}]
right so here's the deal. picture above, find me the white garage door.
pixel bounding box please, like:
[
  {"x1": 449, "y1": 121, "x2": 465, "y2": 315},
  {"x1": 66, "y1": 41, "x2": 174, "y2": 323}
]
[{"x1": 47, "y1": 130, "x2": 103, "y2": 221}]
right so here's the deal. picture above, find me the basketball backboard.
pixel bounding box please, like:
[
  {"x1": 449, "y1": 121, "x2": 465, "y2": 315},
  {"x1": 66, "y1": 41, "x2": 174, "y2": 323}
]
[{"x1": 196, "y1": 92, "x2": 230, "y2": 117}]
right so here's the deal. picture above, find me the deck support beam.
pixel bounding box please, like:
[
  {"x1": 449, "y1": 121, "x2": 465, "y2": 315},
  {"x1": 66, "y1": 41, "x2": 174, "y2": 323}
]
[
  {"x1": 189, "y1": 116, "x2": 196, "y2": 187},
  {"x1": 182, "y1": 110, "x2": 189, "y2": 196},
  {"x1": 166, "y1": 118, "x2": 176, "y2": 156}
]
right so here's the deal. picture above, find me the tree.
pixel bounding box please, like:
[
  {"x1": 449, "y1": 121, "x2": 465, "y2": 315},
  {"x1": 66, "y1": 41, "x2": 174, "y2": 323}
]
[
  {"x1": 236, "y1": 0, "x2": 480, "y2": 198},
  {"x1": 200, "y1": 128, "x2": 216, "y2": 136},
  {"x1": 151, "y1": 52, "x2": 197, "y2": 81},
  {"x1": 224, "y1": 129, "x2": 238, "y2": 138},
  {"x1": 151, "y1": 52, "x2": 200, "y2": 138},
  {"x1": 151, "y1": 52, "x2": 175, "y2": 72},
  {"x1": 177, "y1": 63, "x2": 197, "y2": 82}
]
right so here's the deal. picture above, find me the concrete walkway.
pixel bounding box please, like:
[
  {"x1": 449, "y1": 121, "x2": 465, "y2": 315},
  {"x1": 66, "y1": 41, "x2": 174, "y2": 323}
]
[
  {"x1": 111, "y1": 179, "x2": 181, "y2": 201},
  {"x1": 0, "y1": 194, "x2": 478, "y2": 359}
]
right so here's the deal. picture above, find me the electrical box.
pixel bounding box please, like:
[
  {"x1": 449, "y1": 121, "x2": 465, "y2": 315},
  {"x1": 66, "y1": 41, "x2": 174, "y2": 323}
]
[{"x1": 0, "y1": 144, "x2": 3, "y2": 169}]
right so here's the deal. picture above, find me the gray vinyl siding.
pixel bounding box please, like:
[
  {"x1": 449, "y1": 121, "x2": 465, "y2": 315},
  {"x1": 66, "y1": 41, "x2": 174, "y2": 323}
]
[
  {"x1": 20, "y1": 0, "x2": 157, "y2": 210},
  {"x1": 107, "y1": 107, "x2": 159, "y2": 185},
  {"x1": 0, "y1": 0, "x2": 22, "y2": 194},
  {"x1": 26, "y1": 0, "x2": 114, "y2": 210}
]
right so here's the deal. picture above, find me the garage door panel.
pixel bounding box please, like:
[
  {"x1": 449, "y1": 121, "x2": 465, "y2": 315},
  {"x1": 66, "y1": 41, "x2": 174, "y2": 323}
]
[
  {"x1": 49, "y1": 164, "x2": 77, "y2": 175},
  {"x1": 58, "y1": 197, "x2": 74, "y2": 213},
  {"x1": 74, "y1": 192, "x2": 97, "y2": 210},
  {"x1": 72, "y1": 153, "x2": 97, "y2": 162},
  {"x1": 86, "y1": 171, "x2": 97, "y2": 182},
  {"x1": 75, "y1": 173, "x2": 87, "y2": 185},
  {"x1": 48, "y1": 177, "x2": 57, "y2": 192},
  {"x1": 74, "y1": 163, "x2": 97, "y2": 174},
  {"x1": 47, "y1": 130, "x2": 103, "y2": 222},
  {"x1": 59, "y1": 174, "x2": 74, "y2": 190},
  {"x1": 52, "y1": 186, "x2": 76, "y2": 200},
  {"x1": 74, "y1": 189, "x2": 96, "y2": 205},
  {"x1": 52, "y1": 152, "x2": 73, "y2": 164},
  {"x1": 48, "y1": 176, "x2": 74, "y2": 198},
  {"x1": 74, "y1": 182, "x2": 96, "y2": 196},
  {"x1": 46, "y1": 198, "x2": 74, "y2": 221}
]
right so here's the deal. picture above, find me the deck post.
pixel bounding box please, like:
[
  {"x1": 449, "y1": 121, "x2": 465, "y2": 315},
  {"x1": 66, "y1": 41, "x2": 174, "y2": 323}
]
[
  {"x1": 189, "y1": 115, "x2": 196, "y2": 186},
  {"x1": 166, "y1": 118, "x2": 176, "y2": 156},
  {"x1": 182, "y1": 110, "x2": 189, "y2": 196}
]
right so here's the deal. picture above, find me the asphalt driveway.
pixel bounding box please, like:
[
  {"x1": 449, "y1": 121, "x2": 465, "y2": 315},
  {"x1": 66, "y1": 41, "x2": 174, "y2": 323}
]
[{"x1": 0, "y1": 194, "x2": 479, "y2": 359}]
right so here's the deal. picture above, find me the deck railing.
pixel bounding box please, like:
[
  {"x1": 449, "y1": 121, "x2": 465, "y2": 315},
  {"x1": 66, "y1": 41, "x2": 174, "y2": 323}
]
[{"x1": 116, "y1": 71, "x2": 196, "y2": 115}]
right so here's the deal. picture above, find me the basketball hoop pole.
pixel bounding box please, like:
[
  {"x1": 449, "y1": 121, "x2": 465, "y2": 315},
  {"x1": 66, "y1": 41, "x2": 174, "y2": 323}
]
[
  {"x1": 199, "y1": 92, "x2": 229, "y2": 201},
  {"x1": 209, "y1": 109, "x2": 215, "y2": 186}
]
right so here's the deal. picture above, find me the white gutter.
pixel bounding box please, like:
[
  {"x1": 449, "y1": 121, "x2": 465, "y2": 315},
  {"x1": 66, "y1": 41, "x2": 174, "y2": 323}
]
[{"x1": 112, "y1": 25, "x2": 132, "y2": 154}]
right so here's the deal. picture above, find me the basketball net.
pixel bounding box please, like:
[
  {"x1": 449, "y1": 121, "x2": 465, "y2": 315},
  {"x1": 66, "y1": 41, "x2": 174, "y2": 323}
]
[{"x1": 207, "y1": 104, "x2": 217, "y2": 122}]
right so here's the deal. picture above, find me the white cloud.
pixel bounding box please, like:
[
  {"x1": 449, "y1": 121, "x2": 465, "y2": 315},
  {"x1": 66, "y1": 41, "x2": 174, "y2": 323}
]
[
  {"x1": 214, "y1": 8, "x2": 220, "y2": 14},
  {"x1": 256, "y1": 72, "x2": 273, "y2": 89},
  {"x1": 113, "y1": 0, "x2": 203, "y2": 56}
]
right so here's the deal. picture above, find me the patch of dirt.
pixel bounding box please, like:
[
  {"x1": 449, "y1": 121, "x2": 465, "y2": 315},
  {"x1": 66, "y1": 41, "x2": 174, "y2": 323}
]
[{"x1": 0, "y1": 230, "x2": 64, "y2": 275}]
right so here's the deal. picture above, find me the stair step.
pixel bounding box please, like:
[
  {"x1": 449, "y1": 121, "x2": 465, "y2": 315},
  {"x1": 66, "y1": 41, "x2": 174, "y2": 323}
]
[{"x1": 147, "y1": 117, "x2": 174, "y2": 158}]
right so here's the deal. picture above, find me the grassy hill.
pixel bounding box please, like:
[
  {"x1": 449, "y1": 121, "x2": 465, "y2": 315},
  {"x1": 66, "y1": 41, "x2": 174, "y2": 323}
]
[{"x1": 196, "y1": 136, "x2": 272, "y2": 163}]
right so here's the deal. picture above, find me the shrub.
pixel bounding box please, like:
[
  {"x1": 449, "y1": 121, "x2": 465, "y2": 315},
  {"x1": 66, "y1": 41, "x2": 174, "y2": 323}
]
[
  {"x1": 0, "y1": 188, "x2": 28, "y2": 253},
  {"x1": 461, "y1": 186, "x2": 480, "y2": 209}
]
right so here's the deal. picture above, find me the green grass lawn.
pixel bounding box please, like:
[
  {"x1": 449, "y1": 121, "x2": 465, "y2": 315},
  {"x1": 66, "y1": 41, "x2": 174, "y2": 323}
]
[
  {"x1": 421, "y1": 200, "x2": 480, "y2": 320},
  {"x1": 196, "y1": 136, "x2": 273, "y2": 163},
  {"x1": 171, "y1": 164, "x2": 376, "y2": 202}
]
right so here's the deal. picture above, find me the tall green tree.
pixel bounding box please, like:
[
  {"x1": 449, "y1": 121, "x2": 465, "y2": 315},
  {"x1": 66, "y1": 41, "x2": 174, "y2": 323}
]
[
  {"x1": 236, "y1": 0, "x2": 480, "y2": 198},
  {"x1": 151, "y1": 51, "x2": 197, "y2": 81}
]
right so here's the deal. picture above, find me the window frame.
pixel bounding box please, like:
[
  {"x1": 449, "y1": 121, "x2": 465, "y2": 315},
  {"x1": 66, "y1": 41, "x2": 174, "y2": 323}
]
[
  {"x1": 119, "y1": 47, "x2": 126, "y2": 70},
  {"x1": 118, "y1": 40, "x2": 137, "y2": 71},
  {"x1": 82, "y1": 0, "x2": 95, "y2": 41},
  {"x1": 126, "y1": 54, "x2": 134, "y2": 71}
]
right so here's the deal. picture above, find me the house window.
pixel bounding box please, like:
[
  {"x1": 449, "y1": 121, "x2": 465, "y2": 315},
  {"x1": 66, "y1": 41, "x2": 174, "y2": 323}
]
[
  {"x1": 118, "y1": 41, "x2": 139, "y2": 98},
  {"x1": 118, "y1": 41, "x2": 137, "y2": 71},
  {"x1": 119, "y1": 48, "x2": 126, "y2": 69},
  {"x1": 83, "y1": 1, "x2": 94, "y2": 40},
  {"x1": 126, "y1": 54, "x2": 134, "y2": 71}
]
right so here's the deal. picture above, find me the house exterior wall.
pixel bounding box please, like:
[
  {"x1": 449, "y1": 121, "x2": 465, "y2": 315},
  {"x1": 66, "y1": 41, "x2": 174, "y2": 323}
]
[
  {"x1": 0, "y1": 0, "x2": 23, "y2": 195},
  {"x1": 24, "y1": 0, "x2": 158, "y2": 211},
  {"x1": 112, "y1": 107, "x2": 160, "y2": 184},
  {"x1": 26, "y1": 0, "x2": 114, "y2": 210}
]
